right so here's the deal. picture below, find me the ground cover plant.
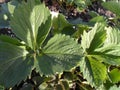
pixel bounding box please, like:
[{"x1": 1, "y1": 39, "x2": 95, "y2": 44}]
[{"x1": 1, "y1": 0, "x2": 120, "y2": 90}]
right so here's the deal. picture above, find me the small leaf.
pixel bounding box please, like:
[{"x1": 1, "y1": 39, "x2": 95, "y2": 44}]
[
  {"x1": 109, "y1": 68, "x2": 120, "y2": 83},
  {"x1": 35, "y1": 34, "x2": 82, "y2": 75},
  {"x1": 52, "y1": 14, "x2": 73, "y2": 34},
  {"x1": 74, "y1": 0, "x2": 87, "y2": 10},
  {"x1": 80, "y1": 56, "x2": 107, "y2": 87},
  {"x1": 88, "y1": 16, "x2": 107, "y2": 26},
  {"x1": 1, "y1": 1, "x2": 16, "y2": 15},
  {"x1": 72, "y1": 24, "x2": 89, "y2": 38}
]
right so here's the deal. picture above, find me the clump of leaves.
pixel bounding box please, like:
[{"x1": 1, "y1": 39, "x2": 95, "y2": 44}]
[
  {"x1": 0, "y1": 0, "x2": 82, "y2": 88},
  {"x1": 1, "y1": 0, "x2": 120, "y2": 90},
  {"x1": 80, "y1": 23, "x2": 120, "y2": 89}
]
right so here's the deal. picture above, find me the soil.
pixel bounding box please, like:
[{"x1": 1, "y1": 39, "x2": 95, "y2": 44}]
[
  {"x1": 0, "y1": 28, "x2": 15, "y2": 37},
  {"x1": 0, "y1": 0, "x2": 10, "y2": 4}
]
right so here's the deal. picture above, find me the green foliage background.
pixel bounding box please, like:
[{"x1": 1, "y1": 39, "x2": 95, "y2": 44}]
[{"x1": 0, "y1": 0, "x2": 120, "y2": 90}]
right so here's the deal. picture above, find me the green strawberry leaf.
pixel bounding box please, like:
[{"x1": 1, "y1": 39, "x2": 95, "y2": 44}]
[
  {"x1": 10, "y1": 0, "x2": 50, "y2": 50},
  {"x1": 37, "y1": 16, "x2": 52, "y2": 47},
  {"x1": 0, "y1": 41, "x2": 34, "y2": 87},
  {"x1": 90, "y1": 27, "x2": 120, "y2": 65},
  {"x1": 94, "y1": 44, "x2": 120, "y2": 65},
  {"x1": 80, "y1": 56, "x2": 107, "y2": 87},
  {"x1": 35, "y1": 34, "x2": 82, "y2": 75},
  {"x1": 0, "y1": 35, "x2": 22, "y2": 46},
  {"x1": 81, "y1": 23, "x2": 106, "y2": 53},
  {"x1": 104, "y1": 27, "x2": 120, "y2": 45},
  {"x1": 109, "y1": 68, "x2": 120, "y2": 83}
]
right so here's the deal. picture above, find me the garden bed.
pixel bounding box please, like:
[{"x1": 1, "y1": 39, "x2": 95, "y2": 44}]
[{"x1": 0, "y1": 0, "x2": 120, "y2": 90}]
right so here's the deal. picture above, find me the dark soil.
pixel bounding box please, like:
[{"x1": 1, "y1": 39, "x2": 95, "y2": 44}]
[
  {"x1": 0, "y1": 28, "x2": 16, "y2": 37},
  {"x1": 0, "y1": 0, "x2": 10, "y2": 4}
]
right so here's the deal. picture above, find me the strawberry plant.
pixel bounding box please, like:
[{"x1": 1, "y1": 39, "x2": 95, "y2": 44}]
[
  {"x1": 1, "y1": 0, "x2": 120, "y2": 90},
  {"x1": 0, "y1": 0, "x2": 82, "y2": 88}
]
